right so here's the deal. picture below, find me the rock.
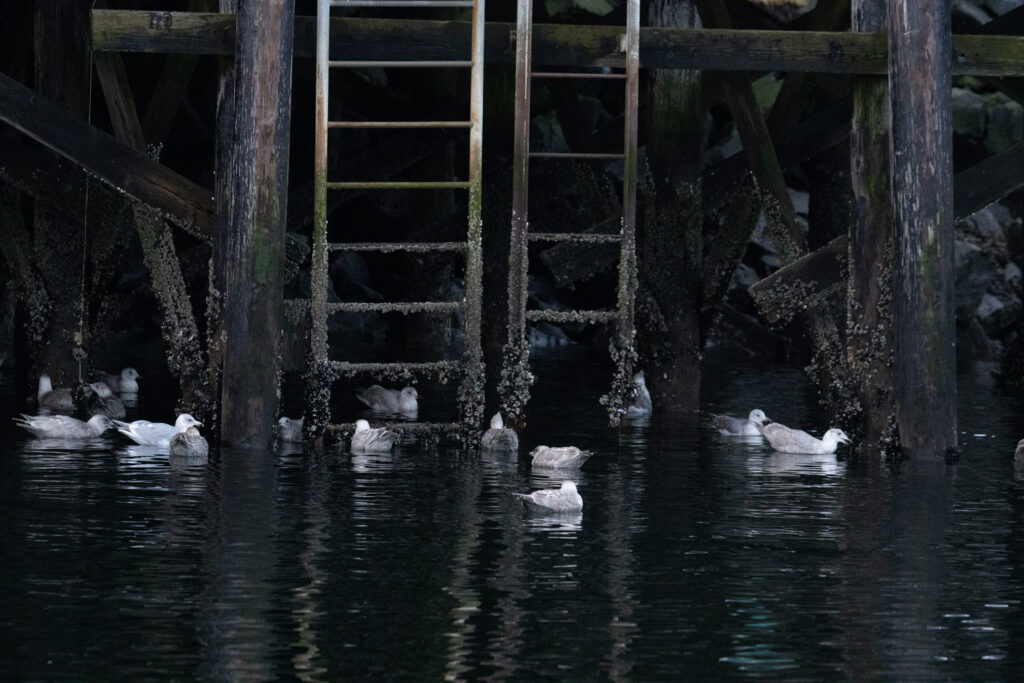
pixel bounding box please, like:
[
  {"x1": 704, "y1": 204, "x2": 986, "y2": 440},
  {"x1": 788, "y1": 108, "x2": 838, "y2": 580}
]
[
  {"x1": 962, "y1": 205, "x2": 1007, "y2": 243},
  {"x1": 952, "y1": 87, "x2": 987, "y2": 139},
  {"x1": 955, "y1": 239, "x2": 1000, "y2": 323},
  {"x1": 1005, "y1": 262, "x2": 1022, "y2": 290},
  {"x1": 984, "y1": 93, "x2": 1024, "y2": 154},
  {"x1": 977, "y1": 291, "x2": 1024, "y2": 336}
]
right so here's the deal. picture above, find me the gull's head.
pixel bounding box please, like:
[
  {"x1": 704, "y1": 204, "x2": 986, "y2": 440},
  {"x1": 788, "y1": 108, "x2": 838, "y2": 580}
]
[
  {"x1": 355, "y1": 419, "x2": 371, "y2": 433},
  {"x1": 633, "y1": 370, "x2": 646, "y2": 386},
  {"x1": 177, "y1": 413, "x2": 202, "y2": 430},
  {"x1": 123, "y1": 367, "x2": 140, "y2": 380},
  {"x1": 489, "y1": 412, "x2": 504, "y2": 429},
  {"x1": 825, "y1": 428, "x2": 851, "y2": 445},
  {"x1": 401, "y1": 387, "x2": 419, "y2": 400},
  {"x1": 560, "y1": 481, "x2": 578, "y2": 493},
  {"x1": 749, "y1": 409, "x2": 769, "y2": 425},
  {"x1": 88, "y1": 381, "x2": 114, "y2": 398},
  {"x1": 38, "y1": 374, "x2": 53, "y2": 393}
]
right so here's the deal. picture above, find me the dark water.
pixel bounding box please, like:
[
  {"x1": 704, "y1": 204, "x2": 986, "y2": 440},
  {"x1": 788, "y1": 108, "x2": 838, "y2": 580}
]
[{"x1": 2, "y1": 351, "x2": 1024, "y2": 680}]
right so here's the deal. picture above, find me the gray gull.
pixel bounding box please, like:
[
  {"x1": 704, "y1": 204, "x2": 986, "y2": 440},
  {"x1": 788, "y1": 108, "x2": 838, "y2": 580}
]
[
  {"x1": 278, "y1": 416, "x2": 305, "y2": 443},
  {"x1": 626, "y1": 370, "x2": 652, "y2": 417},
  {"x1": 355, "y1": 385, "x2": 419, "y2": 416},
  {"x1": 530, "y1": 445, "x2": 593, "y2": 469},
  {"x1": 87, "y1": 382, "x2": 126, "y2": 419},
  {"x1": 100, "y1": 367, "x2": 140, "y2": 393},
  {"x1": 170, "y1": 425, "x2": 209, "y2": 460},
  {"x1": 114, "y1": 413, "x2": 201, "y2": 447},
  {"x1": 514, "y1": 481, "x2": 583, "y2": 513},
  {"x1": 37, "y1": 374, "x2": 75, "y2": 411},
  {"x1": 754, "y1": 422, "x2": 851, "y2": 454},
  {"x1": 481, "y1": 412, "x2": 518, "y2": 450},
  {"x1": 14, "y1": 413, "x2": 114, "y2": 439},
  {"x1": 350, "y1": 419, "x2": 398, "y2": 453},
  {"x1": 710, "y1": 409, "x2": 770, "y2": 436},
  {"x1": 1015, "y1": 439, "x2": 1024, "y2": 470}
]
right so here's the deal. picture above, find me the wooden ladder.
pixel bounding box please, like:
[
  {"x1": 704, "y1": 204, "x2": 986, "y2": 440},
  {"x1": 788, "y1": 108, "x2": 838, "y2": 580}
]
[
  {"x1": 500, "y1": 0, "x2": 640, "y2": 426},
  {"x1": 301, "y1": 0, "x2": 486, "y2": 442}
]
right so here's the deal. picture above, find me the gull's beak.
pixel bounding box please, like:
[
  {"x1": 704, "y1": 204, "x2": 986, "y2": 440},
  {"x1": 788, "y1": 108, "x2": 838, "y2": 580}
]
[{"x1": 840, "y1": 433, "x2": 852, "y2": 445}]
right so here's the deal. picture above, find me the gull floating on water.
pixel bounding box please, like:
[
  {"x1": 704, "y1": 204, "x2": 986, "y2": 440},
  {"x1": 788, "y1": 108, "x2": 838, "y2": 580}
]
[
  {"x1": 350, "y1": 419, "x2": 398, "y2": 453},
  {"x1": 87, "y1": 382, "x2": 126, "y2": 419},
  {"x1": 1015, "y1": 439, "x2": 1024, "y2": 471},
  {"x1": 14, "y1": 413, "x2": 114, "y2": 439},
  {"x1": 514, "y1": 481, "x2": 583, "y2": 513},
  {"x1": 481, "y1": 412, "x2": 518, "y2": 450},
  {"x1": 355, "y1": 385, "x2": 419, "y2": 416},
  {"x1": 37, "y1": 374, "x2": 75, "y2": 411},
  {"x1": 278, "y1": 416, "x2": 304, "y2": 443},
  {"x1": 170, "y1": 425, "x2": 209, "y2": 460},
  {"x1": 530, "y1": 445, "x2": 593, "y2": 469},
  {"x1": 99, "y1": 367, "x2": 140, "y2": 393},
  {"x1": 626, "y1": 370, "x2": 652, "y2": 417},
  {"x1": 754, "y1": 422, "x2": 852, "y2": 454},
  {"x1": 114, "y1": 413, "x2": 201, "y2": 447},
  {"x1": 710, "y1": 409, "x2": 770, "y2": 436}
]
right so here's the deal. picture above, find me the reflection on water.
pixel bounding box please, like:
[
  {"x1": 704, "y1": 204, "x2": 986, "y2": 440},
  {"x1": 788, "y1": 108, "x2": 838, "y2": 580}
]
[{"x1": 1, "y1": 354, "x2": 1024, "y2": 679}]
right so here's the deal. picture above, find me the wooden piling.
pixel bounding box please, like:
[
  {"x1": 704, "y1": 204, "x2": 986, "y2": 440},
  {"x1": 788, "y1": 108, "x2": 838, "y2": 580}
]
[
  {"x1": 888, "y1": 0, "x2": 957, "y2": 458},
  {"x1": 217, "y1": 0, "x2": 295, "y2": 448}
]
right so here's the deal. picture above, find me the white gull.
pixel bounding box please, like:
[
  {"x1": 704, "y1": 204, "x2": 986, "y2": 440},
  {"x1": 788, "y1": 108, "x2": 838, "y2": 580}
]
[
  {"x1": 626, "y1": 370, "x2": 652, "y2": 417},
  {"x1": 754, "y1": 422, "x2": 852, "y2": 455},
  {"x1": 14, "y1": 413, "x2": 114, "y2": 439},
  {"x1": 514, "y1": 481, "x2": 583, "y2": 513},
  {"x1": 351, "y1": 419, "x2": 398, "y2": 453},
  {"x1": 530, "y1": 445, "x2": 593, "y2": 469},
  {"x1": 710, "y1": 409, "x2": 770, "y2": 436},
  {"x1": 113, "y1": 413, "x2": 202, "y2": 447},
  {"x1": 100, "y1": 367, "x2": 140, "y2": 393},
  {"x1": 278, "y1": 416, "x2": 304, "y2": 443},
  {"x1": 481, "y1": 412, "x2": 518, "y2": 450},
  {"x1": 355, "y1": 385, "x2": 419, "y2": 416}
]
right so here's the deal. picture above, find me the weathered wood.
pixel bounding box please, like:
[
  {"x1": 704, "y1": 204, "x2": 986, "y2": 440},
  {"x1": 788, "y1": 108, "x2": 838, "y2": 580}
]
[
  {"x1": 954, "y1": 142, "x2": 1024, "y2": 219},
  {"x1": 749, "y1": 235, "x2": 847, "y2": 324},
  {"x1": 90, "y1": 11, "x2": 1024, "y2": 76},
  {"x1": 93, "y1": 51, "x2": 147, "y2": 152},
  {"x1": 889, "y1": 0, "x2": 957, "y2": 458},
  {"x1": 0, "y1": 72, "x2": 214, "y2": 239},
  {"x1": 847, "y1": 0, "x2": 894, "y2": 450},
  {"x1": 218, "y1": 0, "x2": 294, "y2": 448}
]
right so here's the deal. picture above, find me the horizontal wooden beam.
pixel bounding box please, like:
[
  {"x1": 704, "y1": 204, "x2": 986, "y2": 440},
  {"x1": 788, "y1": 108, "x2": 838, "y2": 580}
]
[
  {"x1": 0, "y1": 71, "x2": 214, "y2": 237},
  {"x1": 91, "y1": 11, "x2": 1024, "y2": 76}
]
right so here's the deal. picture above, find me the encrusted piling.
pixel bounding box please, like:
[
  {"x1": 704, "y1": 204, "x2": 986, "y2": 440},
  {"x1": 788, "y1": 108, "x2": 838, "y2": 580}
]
[{"x1": 888, "y1": 0, "x2": 957, "y2": 459}]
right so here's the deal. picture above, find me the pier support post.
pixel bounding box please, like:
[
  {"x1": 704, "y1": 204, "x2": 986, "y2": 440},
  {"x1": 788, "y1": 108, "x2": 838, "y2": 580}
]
[
  {"x1": 888, "y1": 0, "x2": 957, "y2": 458},
  {"x1": 217, "y1": 0, "x2": 295, "y2": 448}
]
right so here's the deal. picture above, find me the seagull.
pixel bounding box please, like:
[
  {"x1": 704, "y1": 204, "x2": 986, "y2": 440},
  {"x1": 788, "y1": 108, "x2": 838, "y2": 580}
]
[
  {"x1": 626, "y1": 370, "x2": 652, "y2": 417},
  {"x1": 278, "y1": 416, "x2": 304, "y2": 443},
  {"x1": 1015, "y1": 439, "x2": 1024, "y2": 470},
  {"x1": 350, "y1": 419, "x2": 398, "y2": 453},
  {"x1": 169, "y1": 426, "x2": 209, "y2": 460},
  {"x1": 754, "y1": 422, "x2": 852, "y2": 454},
  {"x1": 355, "y1": 385, "x2": 419, "y2": 415},
  {"x1": 36, "y1": 374, "x2": 75, "y2": 411},
  {"x1": 113, "y1": 413, "x2": 202, "y2": 447},
  {"x1": 87, "y1": 382, "x2": 126, "y2": 419},
  {"x1": 14, "y1": 413, "x2": 114, "y2": 439},
  {"x1": 530, "y1": 445, "x2": 593, "y2": 469},
  {"x1": 513, "y1": 481, "x2": 583, "y2": 513},
  {"x1": 710, "y1": 409, "x2": 770, "y2": 436},
  {"x1": 481, "y1": 412, "x2": 518, "y2": 450},
  {"x1": 99, "y1": 367, "x2": 140, "y2": 393}
]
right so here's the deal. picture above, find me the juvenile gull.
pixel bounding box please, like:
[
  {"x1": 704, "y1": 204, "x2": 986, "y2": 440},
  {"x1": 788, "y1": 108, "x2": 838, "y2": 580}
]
[
  {"x1": 87, "y1": 382, "x2": 126, "y2": 419},
  {"x1": 626, "y1": 370, "x2": 652, "y2": 417},
  {"x1": 355, "y1": 385, "x2": 419, "y2": 416},
  {"x1": 37, "y1": 374, "x2": 75, "y2": 411},
  {"x1": 170, "y1": 425, "x2": 209, "y2": 460},
  {"x1": 481, "y1": 412, "x2": 518, "y2": 450},
  {"x1": 710, "y1": 409, "x2": 770, "y2": 436},
  {"x1": 513, "y1": 481, "x2": 583, "y2": 513},
  {"x1": 114, "y1": 413, "x2": 201, "y2": 447},
  {"x1": 754, "y1": 422, "x2": 852, "y2": 455},
  {"x1": 100, "y1": 367, "x2": 140, "y2": 393},
  {"x1": 278, "y1": 416, "x2": 304, "y2": 443},
  {"x1": 14, "y1": 413, "x2": 114, "y2": 439},
  {"x1": 530, "y1": 445, "x2": 593, "y2": 469},
  {"x1": 350, "y1": 419, "x2": 398, "y2": 453}
]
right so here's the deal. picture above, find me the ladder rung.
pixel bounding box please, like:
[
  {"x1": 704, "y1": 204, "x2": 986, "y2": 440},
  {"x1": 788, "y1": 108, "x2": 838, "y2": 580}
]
[
  {"x1": 330, "y1": 60, "x2": 473, "y2": 69},
  {"x1": 329, "y1": 360, "x2": 462, "y2": 375},
  {"x1": 528, "y1": 232, "x2": 622, "y2": 243},
  {"x1": 329, "y1": 241, "x2": 467, "y2": 253},
  {"x1": 328, "y1": 120, "x2": 472, "y2": 129},
  {"x1": 529, "y1": 152, "x2": 625, "y2": 160},
  {"x1": 327, "y1": 181, "x2": 472, "y2": 190},
  {"x1": 531, "y1": 71, "x2": 627, "y2": 80},
  {"x1": 331, "y1": 0, "x2": 474, "y2": 6},
  {"x1": 327, "y1": 301, "x2": 463, "y2": 314},
  {"x1": 526, "y1": 309, "x2": 619, "y2": 324}
]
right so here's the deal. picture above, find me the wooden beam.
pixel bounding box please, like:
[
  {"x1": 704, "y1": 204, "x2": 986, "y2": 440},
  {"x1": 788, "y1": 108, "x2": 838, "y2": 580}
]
[
  {"x1": 748, "y1": 235, "x2": 848, "y2": 324},
  {"x1": 954, "y1": 142, "x2": 1024, "y2": 219},
  {"x1": 0, "y1": 71, "x2": 214, "y2": 238},
  {"x1": 889, "y1": 0, "x2": 957, "y2": 458},
  {"x1": 90, "y1": 11, "x2": 1024, "y2": 76}
]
